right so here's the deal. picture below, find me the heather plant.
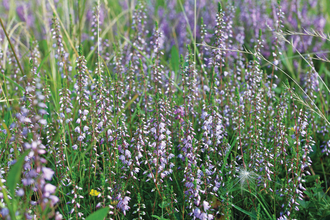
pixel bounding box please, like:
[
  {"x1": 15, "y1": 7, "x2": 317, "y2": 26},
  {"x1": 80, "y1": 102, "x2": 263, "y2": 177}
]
[{"x1": 1, "y1": 0, "x2": 330, "y2": 220}]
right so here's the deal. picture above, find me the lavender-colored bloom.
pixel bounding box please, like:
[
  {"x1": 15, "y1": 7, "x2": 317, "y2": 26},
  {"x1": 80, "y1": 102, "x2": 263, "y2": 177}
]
[
  {"x1": 86, "y1": 6, "x2": 105, "y2": 25},
  {"x1": 49, "y1": 195, "x2": 59, "y2": 206},
  {"x1": 96, "y1": 202, "x2": 102, "y2": 208},
  {"x1": 201, "y1": 213, "x2": 214, "y2": 220},
  {"x1": 22, "y1": 178, "x2": 35, "y2": 186},
  {"x1": 8, "y1": 159, "x2": 16, "y2": 166},
  {"x1": 78, "y1": 135, "x2": 84, "y2": 141},
  {"x1": 16, "y1": 188, "x2": 24, "y2": 197},
  {"x1": 44, "y1": 183, "x2": 56, "y2": 197},
  {"x1": 2, "y1": 0, "x2": 9, "y2": 10},
  {"x1": 194, "y1": 208, "x2": 201, "y2": 218},
  {"x1": 16, "y1": 5, "x2": 35, "y2": 27},
  {"x1": 55, "y1": 212, "x2": 63, "y2": 220},
  {"x1": 117, "y1": 196, "x2": 131, "y2": 216},
  {"x1": 202, "y1": 201, "x2": 211, "y2": 212},
  {"x1": 125, "y1": 149, "x2": 131, "y2": 158},
  {"x1": 83, "y1": 125, "x2": 89, "y2": 132},
  {"x1": 25, "y1": 213, "x2": 33, "y2": 219},
  {"x1": 0, "y1": 208, "x2": 9, "y2": 217},
  {"x1": 322, "y1": 140, "x2": 330, "y2": 156},
  {"x1": 42, "y1": 167, "x2": 55, "y2": 180},
  {"x1": 39, "y1": 119, "x2": 47, "y2": 125}
]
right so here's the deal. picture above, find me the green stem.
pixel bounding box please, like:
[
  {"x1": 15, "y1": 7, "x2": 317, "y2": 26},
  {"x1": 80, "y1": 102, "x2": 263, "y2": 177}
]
[{"x1": 0, "y1": 18, "x2": 25, "y2": 77}]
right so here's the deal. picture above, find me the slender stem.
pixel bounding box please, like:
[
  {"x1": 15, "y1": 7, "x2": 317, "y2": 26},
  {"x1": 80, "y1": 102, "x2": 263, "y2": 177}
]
[{"x1": 0, "y1": 18, "x2": 25, "y2": 77}]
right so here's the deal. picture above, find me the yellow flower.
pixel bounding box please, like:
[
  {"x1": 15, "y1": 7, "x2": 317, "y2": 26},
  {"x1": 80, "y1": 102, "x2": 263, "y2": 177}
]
[
  {"x1": 90, "y1": 189, "x2": 100, "y2": 196},
  {"x1": 110, "y1": 200, "x2": 119, "y2": 206}
]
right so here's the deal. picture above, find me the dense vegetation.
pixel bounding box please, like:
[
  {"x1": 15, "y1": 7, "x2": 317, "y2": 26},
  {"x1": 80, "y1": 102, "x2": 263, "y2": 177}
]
[{"x1": 0, "y1": 0, "x2": 330, "y2": 219}]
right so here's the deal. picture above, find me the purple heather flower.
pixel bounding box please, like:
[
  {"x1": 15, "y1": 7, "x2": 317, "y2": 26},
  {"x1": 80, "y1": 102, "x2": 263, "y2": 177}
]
[
  {"x1": 16, "y1": 5, "x2": 35, "y2": 27},
  {"x1": 96, "y1": 202, "x2": 102, "y2": 209},
  {"x1": 117, "y1": 196, "x2": 131, "y2": 216},
  {"x1": 86, "y1": 6, "x2": 105, "y2": 25},
  {"x1": 199, "y1": 212, "x2": 214, "y2": 220},
  {"x1": 55, "y1": 212, "x2": 63, "y2": 220},
  {"x1": 0, "y1": 208, "x2": 9, "y2": 217},
  {"x1": 39, "y1": 119, "x2": 47, "y2": 125},
  {"x1": 194, "y1": 208, "x2": 201, "y2": 218},
  {"x1": 78, "y1": 135, "x2": 84, "y2": 141},
  {"x1": 202, "y1": 201, "x2": 211, "y2": 212},
  {"x1": 22, "y1": 178, "x2": 35, "y2": 186},
  {"x1": 2, "y1": 0, "x2": 9, "y2": 10},
  {"x1": 44, "y1": 183, "x2": 56, "y2": 197},
  {"x1": 49, "y1": 195, "x2": 59, "y2": 206},
  {"x1": 16, "y1": 188, "x2": 24, "y2": 197},
  {"x1": 25, "y1": 213, "x2": 33, "y2": 219},
  {"x1": 42, "y1": 167, "x2": 55, "y2": 180},
  {"x1": 8, "y1": 159, "x2": 16, "y2": 166},
  {"x1": 28, "y1": 170, "x2": 38, "y2": 178}
]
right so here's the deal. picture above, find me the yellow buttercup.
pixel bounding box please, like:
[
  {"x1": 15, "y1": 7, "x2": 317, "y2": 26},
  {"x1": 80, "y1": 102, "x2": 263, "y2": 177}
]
[
  {"x1": 90, "y1": 189, "x2": 100, "y2": 196},
  {"x1": 110, "y1": 200, "x2": 118, "y2": 206}
]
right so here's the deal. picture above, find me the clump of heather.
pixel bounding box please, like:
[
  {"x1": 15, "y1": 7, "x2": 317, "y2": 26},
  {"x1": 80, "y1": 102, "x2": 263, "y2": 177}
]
[{"x1": 0, "y1": 0, "x2": 330, "y2": 220}]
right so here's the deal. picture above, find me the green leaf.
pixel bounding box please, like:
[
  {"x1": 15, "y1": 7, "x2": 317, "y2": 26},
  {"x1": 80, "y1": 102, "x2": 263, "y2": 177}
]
[
  {"x1": 174, "y1": 212, "x2": 182, "y2": 220},
  {"x1": 229, "y1": 201, "x2": 257, "y2": 219},
  {"x1": 0, "y1": 72, "x2": 25, "y2": 91},
  {"x1": 85, "y1": 207, "x2": 109, "y2": 220},
  {"x1": 218, "y1": 2, "x2": 222, "y2": 12},
  {"x1": 36, "y1": 50, "x2": 51, "y2": 75},
  {"x1": 272, "y1": 87, "x2": 281, "y2": 94},
  {"x1": 170, "y1": 46, "x2": 180, "y2": 74},
  {"x1": 7, "y1": 150, "x2": 30, "y2": 198},
  {"x1": 220, "y1": 141, "x2": 235, "y2": 174},
  {"x1": 158, "y1": 201, "x2": 170, "y2": 208},
  {"x1": 305, "y1": 175, "x2": 320, "y2": 183},
  {"x1": 152, "y1": 215, "x2": 169, "y2": 220},
  {"x1": 299, "y1": 199, "x2": 309, "y2": 209},
  {"x1": 280, "y1": 45, "x2": 294, "y2": 80},
  {"x1": 1, "y1": 150, "x2": 31, "y2": 220}
]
